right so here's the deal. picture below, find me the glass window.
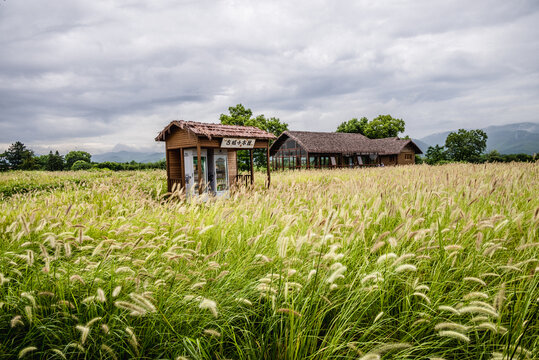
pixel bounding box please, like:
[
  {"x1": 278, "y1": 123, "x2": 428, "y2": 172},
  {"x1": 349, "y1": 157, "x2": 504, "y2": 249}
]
[
  {"x1": 285, "y1": 139, "x2": 296, "y2": 149},
  {"x1": 215, "y1": 157, "x2": 228, "y2": 191}
]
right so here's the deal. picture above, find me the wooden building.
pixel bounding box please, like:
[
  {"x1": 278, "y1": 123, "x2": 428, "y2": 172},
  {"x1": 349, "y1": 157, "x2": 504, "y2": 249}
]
[
  {"x1": 269, "y1": 131, "x2": 423, "y2": 170},
  {"x1": 156, "y1": 120, "x2": 276, "y2": 194}
]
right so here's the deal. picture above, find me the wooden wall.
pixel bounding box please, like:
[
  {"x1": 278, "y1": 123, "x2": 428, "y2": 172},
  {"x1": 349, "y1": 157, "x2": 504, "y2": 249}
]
[
  {"x1": 166, "y1": 128, "x2": 197, "y2": 149},
  {"x1": 380, "y1": 155, "x2": 397, "y2": 166},
  {"x1": 253, "y1": 139, "x2": 269, "y2": 149},
  {"x1": 227, "y1": 150, "x2": 237, "y2": 186},
  {"x1": 168, "y1": 149, "x2": 182, "y2": 179},
  {"x1": 380, "y1": 144, "x2": 417, "y2": 166}
]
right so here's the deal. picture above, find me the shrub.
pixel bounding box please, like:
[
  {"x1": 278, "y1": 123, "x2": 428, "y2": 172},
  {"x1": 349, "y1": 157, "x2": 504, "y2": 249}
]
[{"x1": 71, "y1": 160, "x2": 92, "y2": 170}]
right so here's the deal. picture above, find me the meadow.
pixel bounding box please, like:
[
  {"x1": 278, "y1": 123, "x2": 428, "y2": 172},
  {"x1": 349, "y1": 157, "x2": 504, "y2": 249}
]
[{"x1": 0, "y1": 163, "x2": 538, "y2": 359}]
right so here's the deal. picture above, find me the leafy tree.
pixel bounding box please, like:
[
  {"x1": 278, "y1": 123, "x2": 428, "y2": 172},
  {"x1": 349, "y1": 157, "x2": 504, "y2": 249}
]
[
  {"x1": 35, "y1": 155, "x2": 49, "y2": 170},
  {"x1": 220, "y1": 104, "x2": 288, "y2": 136},
  {"x1": 0, "y1": 152, "x2": 9, "y2": 171},
  {"x1": 336, "y1": 115, "x2": 405, "y2": 139},
  {"x1": 445, "y1": 129, "x2": 487, "y2": 162},
  {"x1": 364, "y1": 115, "x2": 405, "y2": 139},
  {"x1": 71, "y1": 160, "x2": 92, "y2": 170},
  {"x1": 4, "y1": 141, "x2": 34, "y2": 169},
  {"x1": 220, "y1": 104, "x2": 253, "y2": 127},
  {"x1": 336, "y1": 117, "x2": 368, "y2": 134},
  {"x1": 65, "y1": 151, "x2": 91, "y2": 169},
  {"x1": 220, "y1": 104, "x2": 288, "y2": 170},
  {"x1": 425, "y1": 145, "x2": 448, "y2": 165},
  {"x1": 45, "y1": 151, "x2": 65, "y2": 171},
  {"x1": 483, "y1": 150, "x2": 503, "y2": 163}
]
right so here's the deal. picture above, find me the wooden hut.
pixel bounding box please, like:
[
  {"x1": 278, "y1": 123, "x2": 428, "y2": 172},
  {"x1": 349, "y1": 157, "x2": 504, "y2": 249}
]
[
  {"x1": 156, "y1": 120, "x2": 276, "y2": 194},
  {"x1": 269, "y1": 131, "x2": 422, "y2": 170}
]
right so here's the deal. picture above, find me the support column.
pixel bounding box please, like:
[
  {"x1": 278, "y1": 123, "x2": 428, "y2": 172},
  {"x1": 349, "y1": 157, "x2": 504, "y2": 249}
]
[
  {"x1": 196, "y1": 142, "x2": 202, "y2": 195},
  {"x1": 306, "y1": 152, "x2": 310, "y2": 169},
  {"x1": 249, "y1": 149, "x2": 254, "y2": 186},
  {"x1": 266, "y1": 144, "x2": 271, "y2": 188},
  {"x1": 180, "y1": 148, "x2": 185, "y2": 190},
  {"x1": 165, "y1": 148, "x2": 171, "y2": 192}
]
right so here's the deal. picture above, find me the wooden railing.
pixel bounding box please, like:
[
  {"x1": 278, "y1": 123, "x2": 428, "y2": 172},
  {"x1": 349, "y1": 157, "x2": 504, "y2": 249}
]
[
  {"x1": 235, "y1": 174, "x2": 252, "y2": 187},
  {"x1": 272, "y1": 164, "x2": 379, "y2": 171}
]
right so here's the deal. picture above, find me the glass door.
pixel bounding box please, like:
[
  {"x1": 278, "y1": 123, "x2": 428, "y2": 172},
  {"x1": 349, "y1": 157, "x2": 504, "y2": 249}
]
[
  {"x1": 193, "y1": 156, "x2": 207, "y2": 193},
  {"x1": 215, "y1": 155, "x2": 228, "y2": 193}
]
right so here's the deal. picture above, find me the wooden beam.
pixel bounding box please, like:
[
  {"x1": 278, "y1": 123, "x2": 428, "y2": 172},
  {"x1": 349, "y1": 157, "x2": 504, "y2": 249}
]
[
  {"x1": 266, "y1": 143, "x2": 271, "y2": 188},
  {"x1": 180, "y1": 148, "x2": 185, "y2": 191},
  {"x1": 197, "y1": 142, "x2": 202, "y2": 195},
  {"x1": 165, "y1": 148, "x2": 171, "y2": 192},
  {"x1": 249, "y1": 149, "x2": 254, "y2": 186}
]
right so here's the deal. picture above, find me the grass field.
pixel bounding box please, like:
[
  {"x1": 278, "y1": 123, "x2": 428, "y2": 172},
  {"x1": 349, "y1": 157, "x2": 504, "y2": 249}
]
[{"x1": 0, "y1": 163, "x2": 538, "y2": 359}]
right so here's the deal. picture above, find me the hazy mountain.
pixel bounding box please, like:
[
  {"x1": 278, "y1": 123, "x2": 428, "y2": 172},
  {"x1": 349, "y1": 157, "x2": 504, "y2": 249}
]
[
  {"x1": 92, "y1": 151, "x2": 164, "y2": 163},
  {"x1": 413, "y1": 122, "x2": 539, "y2": 155},
  {"x1": 411, "y1": 139, "x2": 431, "y2": 154}
]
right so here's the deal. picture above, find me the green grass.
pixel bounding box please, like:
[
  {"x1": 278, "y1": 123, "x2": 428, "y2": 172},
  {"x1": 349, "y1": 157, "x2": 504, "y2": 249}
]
[{"x1": 0, "y1": 164, "x2": 538, "y2": 359}]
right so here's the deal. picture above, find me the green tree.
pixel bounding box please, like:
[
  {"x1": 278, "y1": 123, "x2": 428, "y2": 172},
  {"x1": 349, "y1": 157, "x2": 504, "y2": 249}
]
[
  {"x1": 425, "y1": 145, "x2": 448, "y2": 165},
  {"x1": 4, "y1": 141, "x2": 34, "y2": 169},
  {"x1": 45, "y1": 151, "x2": 65, "y2": 171},
  {"x1": 445, "y1": 129, "x2": 488, "y2": 162},
  {"x1": 220, "y1": 104, "x2": 288, "y2": 170},
  {"x1": 336, "y1": 117, "x2": 368, "y2": 134},
  {"x1": 364, "y1": 115, "x2": 405, "y2": 139},
  {"x1": 71, "y1": 160, "x2": 92, "y2": 170},
  {"x1": 0, "y1": 152, "x2": 9, "y2": 171},
  {"x1": 483, "y1": 150, "x2": 503, "y2": 163},
  {"x1": 65, "y1": 151, "x2": 92, "y2": 169},
  {"x1": 336, "y1": 115, "x2": 405, "y2": 139},
  {"x1": 220, "y1": 104, "x2": 288, "y2": 136}
]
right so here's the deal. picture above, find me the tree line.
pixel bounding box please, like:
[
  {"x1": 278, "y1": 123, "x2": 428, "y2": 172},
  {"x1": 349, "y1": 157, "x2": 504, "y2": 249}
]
[
  {"x1": 2, "y1": 108, "x2": 535, "y2": 172},
  {"x1": 423, "y1": 129, "x2": 536, "y2": 164},
  {"x1": 337, "y1": 116, "x2": 536, "y2": 164},
  {"x1": 0, "y1": 142, "x2": 165, "y2": 172}
]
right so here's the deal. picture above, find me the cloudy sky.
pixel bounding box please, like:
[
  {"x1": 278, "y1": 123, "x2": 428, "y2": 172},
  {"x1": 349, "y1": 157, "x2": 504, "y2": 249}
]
[{"x1": 1, "y1": 0, "x2": 538, "y2": 154}]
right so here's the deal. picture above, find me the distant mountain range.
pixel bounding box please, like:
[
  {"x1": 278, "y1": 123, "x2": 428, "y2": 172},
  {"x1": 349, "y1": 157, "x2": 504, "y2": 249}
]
[
  {"x1": 413, "y1": 122, "x2": 539, "y2": 155},
  {"x1": 92, "y1": 151, "x2": 164, "y2": 163}
]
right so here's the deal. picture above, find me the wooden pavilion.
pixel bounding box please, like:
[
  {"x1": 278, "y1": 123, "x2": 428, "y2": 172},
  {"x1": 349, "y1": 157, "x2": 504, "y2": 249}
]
[
  {"x1": 269, "y1": 131, "x2": 422, "y2": 169},
  {"x1": 156, "y1": 120, "x2": 276, "y2": 194}
]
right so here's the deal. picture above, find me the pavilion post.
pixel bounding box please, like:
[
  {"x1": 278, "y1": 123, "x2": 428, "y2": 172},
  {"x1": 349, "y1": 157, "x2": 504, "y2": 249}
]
[
  {"x1": 196, "y1": 142, "x2": 202, "y2": 195},
  {"x1": 249, "y1": 149, "x2": 254, "y2": 185},
  {"x1": 165, "y1": 148, "x2": 171, "y2": 192},
  {"x1": 266, "y1": 143, "x2": 271, "y2": 188},
  {"x1": 180, "y1": 148, "x2": 185, "y2": 190}
]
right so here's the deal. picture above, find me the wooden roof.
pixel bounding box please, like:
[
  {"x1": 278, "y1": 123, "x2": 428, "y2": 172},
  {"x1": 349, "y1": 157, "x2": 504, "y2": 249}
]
[
  {"x1": 270, "y1": 131, "x2": 423, "y2": 155},
  {"x1": 156, "y1": 120, "x2": 277, "y2": 141}
]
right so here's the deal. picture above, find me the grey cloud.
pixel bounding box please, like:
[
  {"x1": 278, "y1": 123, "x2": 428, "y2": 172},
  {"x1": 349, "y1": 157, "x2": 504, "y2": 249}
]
[{"x1": 0, "y1": 0, "x2": 538, "y2": 152}]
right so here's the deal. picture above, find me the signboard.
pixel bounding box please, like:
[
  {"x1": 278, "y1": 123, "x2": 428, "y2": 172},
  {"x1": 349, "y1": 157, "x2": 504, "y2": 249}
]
[{"x1": 221, "y1": 138, "x2": 256, "y2": 149}]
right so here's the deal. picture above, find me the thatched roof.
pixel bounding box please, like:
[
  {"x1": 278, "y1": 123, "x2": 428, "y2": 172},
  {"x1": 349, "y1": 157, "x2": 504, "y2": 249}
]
[
  {"x1": 156, "y1": 120, "x2": 277, "y2": 141},
  {"x1": 270, "y1": 131, "x2": 423, "y2": 155}
]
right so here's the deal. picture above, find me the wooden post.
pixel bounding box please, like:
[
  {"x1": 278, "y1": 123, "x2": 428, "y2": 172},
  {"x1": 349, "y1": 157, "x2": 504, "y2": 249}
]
[
  {"x1": 249, "y1": 149, "x2": 254, "y2": 186},
  {"x1": 266, "y1": 143, "x2": 271, "y2": 188},
  {"x1": 306, "y1": 152, "x2": 310, "y2": 169},
  {"x1": 180, "y1": 148, "x2": 185, "y2": 190},
  {"x1": 196, "y1": 142, "x2": 202, "y2": 195},
  {"x1": 165, "y1": 148, "x2": 171, "y2": 192}
]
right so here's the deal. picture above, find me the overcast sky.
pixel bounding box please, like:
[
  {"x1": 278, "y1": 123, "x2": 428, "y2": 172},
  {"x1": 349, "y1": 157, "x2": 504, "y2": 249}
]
[{"x1": 1, "y1": 0, "x2": 538, "y2": 154}]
